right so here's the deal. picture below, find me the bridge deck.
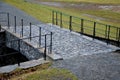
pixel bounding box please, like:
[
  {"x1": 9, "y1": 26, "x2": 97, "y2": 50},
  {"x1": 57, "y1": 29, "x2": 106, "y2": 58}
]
[{"x1": 2, "y1": 23, "x2": 119, "y2": 59}]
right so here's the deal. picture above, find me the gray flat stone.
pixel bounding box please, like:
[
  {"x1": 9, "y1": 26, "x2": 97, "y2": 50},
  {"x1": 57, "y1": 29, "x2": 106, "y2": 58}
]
[
  {"x1": 0, "y1": 64, "x2": 18, "y2": 73},
  {"x1": 0, "y1": 58, "x2": 49, "y2": 73}
]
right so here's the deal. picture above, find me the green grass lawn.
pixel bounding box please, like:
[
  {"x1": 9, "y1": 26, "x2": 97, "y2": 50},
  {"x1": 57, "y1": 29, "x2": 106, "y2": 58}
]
[{"x1": 11, "y1": 68, "x2": 78, "y2": 80}]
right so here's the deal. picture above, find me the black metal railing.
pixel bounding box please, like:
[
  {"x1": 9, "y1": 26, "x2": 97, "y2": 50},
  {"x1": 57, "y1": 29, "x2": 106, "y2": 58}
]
[
  {"x1": 0, "y1": 12, "x2": 53, "y2": 61},
  {"x1": 52, "y1": 10, "x2": 120, "y2": 47}
]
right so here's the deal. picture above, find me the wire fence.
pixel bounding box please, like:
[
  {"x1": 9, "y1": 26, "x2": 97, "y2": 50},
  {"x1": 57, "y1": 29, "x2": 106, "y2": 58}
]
[{"x1": 52, "y1": 10, "x2": 120, "y2": 47}]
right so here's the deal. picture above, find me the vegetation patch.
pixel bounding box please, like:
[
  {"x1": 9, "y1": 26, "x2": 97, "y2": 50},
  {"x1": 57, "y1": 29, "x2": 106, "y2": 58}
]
[
  {"x1": 12, "y1": 68, "x2": 78, "y2": 80},
  {"x1": 0, "y1": 62, "x2": 78, "y2": 80},
  {"x1": 0, "y1": 62, "x2": 51, "y2": 79}
]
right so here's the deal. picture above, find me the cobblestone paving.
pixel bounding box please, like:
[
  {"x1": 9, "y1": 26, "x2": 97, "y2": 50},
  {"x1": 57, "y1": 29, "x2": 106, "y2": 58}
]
[{"x1": 5, "y1": 24, "x2": 119, "y2": 59}]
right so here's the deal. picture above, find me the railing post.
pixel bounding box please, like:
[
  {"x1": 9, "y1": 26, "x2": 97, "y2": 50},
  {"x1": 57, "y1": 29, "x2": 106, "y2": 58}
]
[
  {"x1": 69, "y1": 16, "x2": 72, "y2": 32},
  {"x1": 16, "y1": 53, "x2": 20, "y2": 66},
  {"x1": 81, "y1": 19, "x2": 84, "y2": 34},
  {"x1": 21, "y1": 19, "x2": 23, "y2": 37},
  {"x1": 44, "y1": 35, "x2": 47, "y2": 60},
  {"x1": 116, "y1": 28, "x2": 119, "y2": 41},
  {"x1": 0, "y1": 25, "x2": 1, "y2": 31},
  {"x1": 29, "y1": 22, "x2": 32, "y2": 41},
  {"x1": 18, "y1": 39, "x2": 20, "y2": 52},
  {"x1": 52, "y1": 11, "x2": 54, "y2": 24},
  {"x1": 7, "y1": 13, "x2": 10, "y2": 29},
  {"x1": 14, "y1": 16, "x2": 16, "y2": 33},
  {"x1": 56, "y1": 12, "x2": 58, "y2": 25},
  {"x1": 60, "y1": 12, "x2": 62, "y2": 28},
  {"x1": 107, "y1": 25, "x2": 110, "y2": 45},
  {"x1": 105, "y1": 25, "x2": 108, "y2": 44},
  {"x1": 93, "y1": 22, "x2": 96, "y2": 40},
  {"x1": 118, "y1": 28, "x2": 120, "y2": 46},
  {"x1": 39, "y1": 27, "x2": 41, "y2": 47},
  {"x1": 50, "y1": 32, "x2": 52, "y2": 54}
]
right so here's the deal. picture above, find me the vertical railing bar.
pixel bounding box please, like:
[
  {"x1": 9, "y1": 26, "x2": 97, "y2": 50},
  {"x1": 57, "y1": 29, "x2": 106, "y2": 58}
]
[
  {"x1": 60, "y1": 12, "x2": 62, "y2": 28},
  {"x1": 116, "y1": 28, "x2": 119, "y2": 41},
  {"x1": 44, "y1": 35, "x2": 47, "y2": 60},
  {"x1": 14, "y1": 16, "x2": 16, "y2": 33},
  {"x1": 52, "y1": 11, "x2": 54, "y2": 24},
  {"x1": 39, "y1": 27, "x2": 41, "y2": 47},
  {"x1": 105, "y1": 25, "x2": 108, "y2": 44},
  {"x1": 118, "y1": 28, "x2": 120, "y2": 47},
  {"x1": 56, "y1": 12, "x2": 58, "y2": 25},
  {"x1": 7, "y1": 13, "x2": 10, "y2": 29},
  {"x1": 21, "y1": 19, "x2": 23, "y2": 37},
  {"x1": 81, "y1": 19, "x2": 84, "y2": 34},
  {"x1": 69, "y1": 16, "x2": 72, "y2": 31},
  {"x1": 107, "y1": 25, "x2": 110, "y2": 45},
  {"x1": 29, "y1": 22, "x2": 32, "y2": 41},
  {"x1": 0, "y1": 24, "x2": 1, "y2": 31},
  {"x1": 93, "y1": 22, "x2": 96, "y2": 40},
  {"x1": 18, "y1": 39, "x2": 20, "y2": 52},
  {"x1": 50, "y1": 32, "x2": 52, "y2": 54}
]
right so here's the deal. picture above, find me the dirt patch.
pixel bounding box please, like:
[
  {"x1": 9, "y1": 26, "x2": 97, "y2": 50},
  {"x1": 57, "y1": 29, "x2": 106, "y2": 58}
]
[
  {"x1": 82, "y1": 14, "x2": 106, "y2": 21},
  {"x1": 99, "y1": 5, "x2": 120, "y2": 12},
  {"x1": 29, "y1": 0, "x2": 120, "y2": 12}
]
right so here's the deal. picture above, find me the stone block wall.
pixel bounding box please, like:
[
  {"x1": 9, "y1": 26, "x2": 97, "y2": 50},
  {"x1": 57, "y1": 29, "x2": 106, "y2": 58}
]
[
  {"x1": 0, "y1": 31, "x2": 6, "y2": 55},
  {"x1": 0, "y1": 30, "x2": 43, "y2": 60}
]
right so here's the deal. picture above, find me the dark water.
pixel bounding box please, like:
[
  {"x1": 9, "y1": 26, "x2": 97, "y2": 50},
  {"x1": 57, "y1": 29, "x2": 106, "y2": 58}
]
[{"x1": 0, "y1": 47, "x2": 29, "y2": 67}]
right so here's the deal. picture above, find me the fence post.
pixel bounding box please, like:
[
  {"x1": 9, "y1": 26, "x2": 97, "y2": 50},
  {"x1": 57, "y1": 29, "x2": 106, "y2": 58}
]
[
  {"x1": 14, "y1": 16, "x2": 16, "y2": 33},
  {"x1": 107, "y1": 25, "x2": 110, "y2": 45},
  {"x1": 60, "y1": 12, "x2": 62, "y2": 28},
  {"x1": 21, "y1": 19, "x2": 23, "y2": 37},
  {"x1": 69, "y1": 16, "x2": 72, "y2": 32},
  {"x1": 44, "y1": 35, "x2": 47, "y2": 60},
  {"x1": 81, "y1": 19, "x2": 84, "y2": 34},
  {"x1": 93, "y1": 22, "x2": 96, "y2": 40},
  {"x1": 29, "y1": 22, "x2": 32, "y2": 41},
  {"x1": 50, "y1": 32, "x2": 52, "y2": 54},
  {"x1": 39, "y1": 27, "x2": 41, "y2": 47},
  {"x1": 56, "y1": 12, "x2": 58, "y2": 25},
  {"x1": 52, "y1": 11, "x2": 54, "y2": 24},
  {"x1": 7, "y1": 13, "x2": 10, "y2": 29}
]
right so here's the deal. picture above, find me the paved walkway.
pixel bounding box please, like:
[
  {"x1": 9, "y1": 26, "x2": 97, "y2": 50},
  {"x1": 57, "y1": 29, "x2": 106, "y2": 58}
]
[{"x1": 52, "y1": 52, "x2": 120, "y2": 80}]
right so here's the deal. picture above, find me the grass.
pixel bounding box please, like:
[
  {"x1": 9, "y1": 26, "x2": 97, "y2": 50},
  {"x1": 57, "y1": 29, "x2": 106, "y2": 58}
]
[
  {"x1": 4, "y1": 0, "x2": 120, "y2": 40},
  {"x1": 12, "y1": 68, "x2": 78, "y2": 80},
  {"x1": 0, "y1": 62, "x2": 78, "y2": 80}
]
